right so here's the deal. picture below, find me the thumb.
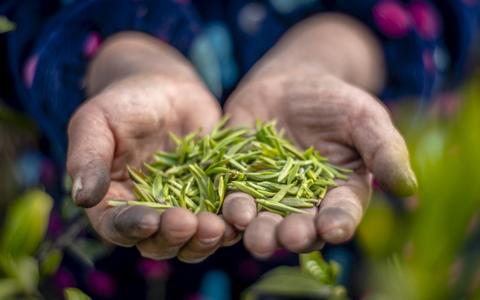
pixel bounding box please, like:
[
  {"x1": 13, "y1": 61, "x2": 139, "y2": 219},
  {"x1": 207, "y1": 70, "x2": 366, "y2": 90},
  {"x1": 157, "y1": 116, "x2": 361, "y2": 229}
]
[
  {"x1": 67, "y1": 103, "x2": 114, "y2": 207},
  {"x1": 351, "y1": 97, "x2": 417, "y2": 197}
]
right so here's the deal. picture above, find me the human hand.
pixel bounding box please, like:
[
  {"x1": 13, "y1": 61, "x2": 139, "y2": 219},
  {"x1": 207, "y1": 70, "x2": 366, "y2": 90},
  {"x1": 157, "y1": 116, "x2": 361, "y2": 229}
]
[
  {"x1": 67, "y1": 33, "x2": 239, "y2": 263},
  {"x1": 222, "y1": 71, "x2": 417, "y2": 258}
]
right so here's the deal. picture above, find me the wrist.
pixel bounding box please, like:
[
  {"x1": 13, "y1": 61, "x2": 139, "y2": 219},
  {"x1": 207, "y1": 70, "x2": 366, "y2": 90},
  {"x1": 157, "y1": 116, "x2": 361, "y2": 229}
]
[
  {"x1": 243, "y1": 13, "x2": 385, "y2": 94},
  {"x1": 86, "y1": 31, "x2": 198, "y2": 96}
]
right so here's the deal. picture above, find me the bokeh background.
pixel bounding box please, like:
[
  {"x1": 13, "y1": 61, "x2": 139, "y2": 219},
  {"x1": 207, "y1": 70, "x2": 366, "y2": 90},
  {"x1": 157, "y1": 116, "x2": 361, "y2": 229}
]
[{"x1": 1, "y1": 1, "x2": 480, "y2": 299}]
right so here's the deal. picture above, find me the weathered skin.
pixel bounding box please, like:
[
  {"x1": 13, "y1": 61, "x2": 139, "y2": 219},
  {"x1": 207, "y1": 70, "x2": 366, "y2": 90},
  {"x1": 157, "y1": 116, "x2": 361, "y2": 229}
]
[{"x1": 67, "y1": 15, "x2": 416, "y2": 262}]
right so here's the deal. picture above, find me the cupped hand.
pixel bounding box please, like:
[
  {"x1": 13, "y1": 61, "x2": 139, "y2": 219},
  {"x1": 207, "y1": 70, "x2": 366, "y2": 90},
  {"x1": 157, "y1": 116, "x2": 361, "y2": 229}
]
[
  {"x1": 67, "y1": 74, "x2": 239, "y2": 262},
  {"x1": 223, "y1": 72, "x2": 417, "y2": 258}
]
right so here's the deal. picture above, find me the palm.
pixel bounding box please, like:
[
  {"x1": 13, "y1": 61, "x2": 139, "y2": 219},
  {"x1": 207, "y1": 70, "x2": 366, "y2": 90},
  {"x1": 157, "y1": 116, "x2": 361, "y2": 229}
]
[
  {"x1": 67, "y1": 75, "x2": 237, "y2": 260},
  {"x1": 223, "y1": 74, "x2": 416, "y2": 257}
]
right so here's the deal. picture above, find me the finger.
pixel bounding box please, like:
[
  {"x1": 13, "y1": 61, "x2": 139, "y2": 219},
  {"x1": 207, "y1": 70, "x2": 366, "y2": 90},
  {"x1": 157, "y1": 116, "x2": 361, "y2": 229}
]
[
  {"x1": 316, "y1": 172, "x2": 371, "y2": 244},
  {"x1": 222, "y1": 192, "x2": 257, "y2": 230},
  {"x1": 85, "y1": 182, "x2": 160, "y2": 246},
  {"x1": 136, "y1": 208, "x2": 197, "y2": 260},
  {"x1": 277, "y1": 210, "x2": 324, "y2": 252},
  {"x1": 177, "y1": 212, "x2": 225, "y2": 263},
  {"x1": 67, "y1": 102, "x2": 114, "y2": 207},
  {"x1": 351, "y1": 96, "x2": 417, "y2": 196},
  {"x1": 86, "y1": 202, "x2": 160, "y2": 247},
  {"x1": 244, "y1": 212, "x2": 282, "y2": 259},
  {"x1": 221, "y1": 216, "x2": 242, "y2": 247}
]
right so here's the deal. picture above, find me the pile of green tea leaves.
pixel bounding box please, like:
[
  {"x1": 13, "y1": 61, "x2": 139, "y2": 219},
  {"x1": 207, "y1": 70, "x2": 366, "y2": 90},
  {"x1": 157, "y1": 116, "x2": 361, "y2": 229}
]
[{"x1": 108, "y1": 119, "x2": 350, "y2": 216}]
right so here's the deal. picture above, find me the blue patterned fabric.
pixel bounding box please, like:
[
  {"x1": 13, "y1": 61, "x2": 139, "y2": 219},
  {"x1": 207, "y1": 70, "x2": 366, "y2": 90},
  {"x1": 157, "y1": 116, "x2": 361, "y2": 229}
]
[{"x1": 2, "y1": 0, "x2": 480, "y2": 165}]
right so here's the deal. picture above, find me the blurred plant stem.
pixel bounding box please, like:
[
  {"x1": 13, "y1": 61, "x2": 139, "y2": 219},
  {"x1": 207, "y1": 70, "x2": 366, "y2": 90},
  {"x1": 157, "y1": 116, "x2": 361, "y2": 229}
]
[{"x1": 362, "y1": 78, "x2": 480, "y2": 300}]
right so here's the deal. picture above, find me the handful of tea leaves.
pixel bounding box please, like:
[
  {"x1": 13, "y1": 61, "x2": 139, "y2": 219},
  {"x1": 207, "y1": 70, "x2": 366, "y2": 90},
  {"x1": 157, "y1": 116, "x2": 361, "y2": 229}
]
[{"x1": 108, "y1": 119, "x2": 350, "y2": 216}]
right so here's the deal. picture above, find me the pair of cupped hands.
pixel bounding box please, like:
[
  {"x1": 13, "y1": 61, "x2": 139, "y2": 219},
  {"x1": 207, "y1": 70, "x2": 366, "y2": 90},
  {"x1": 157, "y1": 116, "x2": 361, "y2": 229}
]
[{"x1": 67, "y1": 26, "x2": 417, "y2": 263}]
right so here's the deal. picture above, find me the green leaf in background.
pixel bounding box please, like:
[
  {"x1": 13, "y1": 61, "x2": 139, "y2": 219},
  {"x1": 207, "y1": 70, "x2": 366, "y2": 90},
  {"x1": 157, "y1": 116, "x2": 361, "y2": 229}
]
[
  {"x1": 0, "y1": 190, "x2": 53, "y2": 257},
  {"x1": 64, "y1": 287, "x2": 92, "y2": 300},
  {"x1": 363, "y1": 77, "x2": 480, "y2": 300},
  {"x1": 243, "y1": 266, "x2": 347, "y2": 300},
  {"x1": 61, "y1": 195, "x2": 82, "y2": 221},
  {"x1": 66, "y1": 238, "x2": 113, "y2": 268},
  {"x1": 300, "y1": 251, "x2": 340, "y2": 286},
  {"x1": 0, "y1": 16, "x2": 15, "y2": 33},
  {"x1": 40, "y1": 249, "x2": 63, "y2": 276},
  {"x1": 0, "y1": 255, "x2": 39, "y2": 295},
  {"x1": 0, "y1": 279, "x2": 21, "y2": 300}
]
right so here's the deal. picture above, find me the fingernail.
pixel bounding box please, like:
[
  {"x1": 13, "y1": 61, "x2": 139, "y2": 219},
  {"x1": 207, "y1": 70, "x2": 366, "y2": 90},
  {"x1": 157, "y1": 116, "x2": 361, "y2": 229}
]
[
  {"x1": 199, "y1": 236, "x2": 221, "y2": 246},
  {"x1": 70, "y1": 163, "x2": 110, "y2": 208},
  {"x1": 407, "y1": 167, "x2": 418, "y2": 191},
  {"x1": 72, "y1": 176, "x2": 83, "y2": 204},
  {"x1": 178, "y1": 256, "x2": 207, "y2": 264},
  {"x1": 395, "y1": 166, "x2": 418, "y2": 197},
  {"x1": 223, "y1": 234, "x2": 242, "y2": 247},
  {"x1": 224, "y1": 196, "x2": 256, "y2": 230},
  {"x1": 322, "y1": 228, "x2": 347, "y2": 244},
  {"x1": 252, "y1": 251, "x2": 273, "y2": 260},
  {"x1": 233, "y1": 210, "x2": 254, "y2": 230}
]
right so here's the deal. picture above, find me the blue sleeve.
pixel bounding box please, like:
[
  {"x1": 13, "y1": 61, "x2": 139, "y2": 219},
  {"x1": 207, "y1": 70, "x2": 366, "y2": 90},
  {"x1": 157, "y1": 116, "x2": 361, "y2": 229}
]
[
  {"x1": 3, "y1": 0, "x2": 204, "y2": 163},
  {"x1": 3, "y1": 0, "x2": 480, "y2": 163},
  {"x1": 320, "y1": 0, "x2": 480, "y2": 101},
  {"x1": 219, "y1": 0, "x2": 480, "y2": 101}
]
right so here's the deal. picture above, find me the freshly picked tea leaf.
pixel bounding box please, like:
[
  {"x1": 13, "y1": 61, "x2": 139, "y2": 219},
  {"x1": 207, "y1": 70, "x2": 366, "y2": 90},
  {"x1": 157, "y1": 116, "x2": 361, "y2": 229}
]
[{"x1": 108, "y1": 118, "x2": 350, "y2": 216}]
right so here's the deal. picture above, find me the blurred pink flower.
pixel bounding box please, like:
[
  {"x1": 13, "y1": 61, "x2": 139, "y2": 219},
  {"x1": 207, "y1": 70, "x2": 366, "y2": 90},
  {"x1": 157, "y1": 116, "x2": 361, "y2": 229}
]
[
  {"x1": 186, "y1": 293, "x2": 203, "y2": 300},
  {"x1": 137, "y1": 258, "x2": 171, "y2": 280},
  {"x1": 87, "y1": 270, "x2": 117, "y2": 298},
  {"x1": 272, "y1": 248, "x2": 289, "y2": 258},
  {"x1": 47, "y1": 210, "x2": 63, "y2": 238},
  {"x1": 54, "y1": 267, "x2": 76, "y2": 290},
  {"x1": 23, "y1": 55, "x2": 38, "y2": 88},
  {"x1": 83, "y1": 32, "x2": 102, "y2": 58},
  {"x1": 238, "y1": 258, "x2": 261, "y2": 280},
  {"x1": 409, "y1": 1, "x2": 440, "y2": 40},
  {"x1": 40, "y1": 159, "x2": 56, "y2": 187},
  {"x1": 373, "y1": 0, "x2": 412, "y2": 38}
]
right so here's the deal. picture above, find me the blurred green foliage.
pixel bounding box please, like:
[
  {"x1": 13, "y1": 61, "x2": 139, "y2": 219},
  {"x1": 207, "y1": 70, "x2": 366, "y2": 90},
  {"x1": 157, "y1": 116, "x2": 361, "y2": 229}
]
[
  {"x1": 1, "y1": 190, "x2": 53, "y2": 256},
  {"x1": 0, "y1": 62, "x2": 479, "y2": 299},
  {"x1": 359, "y1": 79, "x2": 480, "y2": 299},
  {"x1": 245, "y1": 78, "x2": 480, "y2": 300},
  {"x1": 0, "y1": 189, "x2": 94, "y2": 300},
  {"x1": 64, "y1": 288, "x2": 92, "y2": 300},
  {"x1": 0, "y1": 16, "x2": 15, "y2": 33},
  {"x1": 0, "y1": 190, "x2": 52, "y2": 299},
  {"x1": 244, "y1": 252, "x2": 347, "y2": 300}
]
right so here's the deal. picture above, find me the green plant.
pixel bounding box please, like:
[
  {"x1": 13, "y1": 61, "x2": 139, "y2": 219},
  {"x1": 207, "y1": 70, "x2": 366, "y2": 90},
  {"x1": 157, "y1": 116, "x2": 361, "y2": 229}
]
[
  {"x1": 244, "y1": 251, "x2": 347, "y2": 300},
  {"x1": 110, "y1": 119, "x2": 350, "y2": 216},
  {"x1": 0, "y1": 190, "x2": 53, "y2": 299},
  {"x1": 0, "y1": 190, "x2": 93, "y2": 300},
  {"x1": 361, "y1": 79, "x2": 480, "y2": 300},
  {"x1": 0, "y1": 16, "x2": 15, "y2": 33}
]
